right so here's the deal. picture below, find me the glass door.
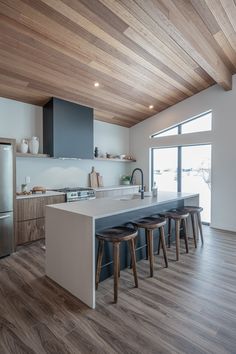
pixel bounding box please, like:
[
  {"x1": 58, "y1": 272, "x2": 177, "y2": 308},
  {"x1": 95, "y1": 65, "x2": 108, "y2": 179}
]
[
  {"x1": 181, "y1": 145, "x2": 211, "y2": 223},
  {"x1": 152, "y1": 147, "x2": 178, "y2": 192}
]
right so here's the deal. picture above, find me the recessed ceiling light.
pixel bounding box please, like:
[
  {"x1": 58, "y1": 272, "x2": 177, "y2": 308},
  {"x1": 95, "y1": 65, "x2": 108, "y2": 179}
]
[
  {"x1": 94, "y1": 82, "x2": 99, "y2": 87},
  {"x1": 149, "y1": 105, "x2": 154, "y2": 109}
]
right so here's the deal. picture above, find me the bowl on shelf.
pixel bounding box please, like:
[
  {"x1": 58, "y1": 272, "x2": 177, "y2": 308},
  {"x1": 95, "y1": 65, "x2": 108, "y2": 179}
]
[{"x1": 119, "y1": 154, "x2": 126, "y2": 159}]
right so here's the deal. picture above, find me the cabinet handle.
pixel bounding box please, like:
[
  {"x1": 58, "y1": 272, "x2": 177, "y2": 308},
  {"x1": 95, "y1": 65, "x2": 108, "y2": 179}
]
[{"x1": 0, "y1": 214, "x2": 10, "y2": 220}]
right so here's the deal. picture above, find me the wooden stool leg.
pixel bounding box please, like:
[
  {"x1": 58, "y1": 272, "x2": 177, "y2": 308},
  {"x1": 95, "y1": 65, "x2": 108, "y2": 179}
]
[
  {"x1": 183, "y1": 218, "x2": 189, "y2": 254},
  {"x1": 145, "y1": 229, "x2": 149, "y2": 260},
  {"x1": 197, "y1": 212, "x2": 204, "y2": 244},
  {"x1": 191, "y1": 214, "x2": 197, "y2": 248},
  {"x1": 175, "y1": 220, "x2": 180, "y2": 261},
  {"x1": 130, "y1": 237, "x2": 137, "y2": 269},
  {"x1": 118, "y1": 252, "x2": 120, "y2": 278},
  {"x1": 160, "y1": 226, "x2": 168, "y2": 268},
  {"x1": 129, "y1": 238, "x2": 138, "y2": 288},
  {"x1": 96, "y1": 240, "x2": 104, "y2": 290},
  {"x1": 147, "y1": 230, "x2": 154, "y2": 277},
  {"x1": 157, "y1": 234, "x2": 161, "y2": 255},
  {"x1": 168, "y1": 218, "x2": 172, "y2": 248},
  {"x1": 113, "y1": 242, "x2": 120, "y2": 303}
]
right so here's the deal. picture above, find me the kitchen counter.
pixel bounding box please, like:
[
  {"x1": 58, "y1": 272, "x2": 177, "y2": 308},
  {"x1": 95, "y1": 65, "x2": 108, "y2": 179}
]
[
  {"x1": 48, "y1": 191, "x2": 198, "y2": 218},
  {"x1": 16, "y1": 186, "x2": 138, "y2": 199},
  {"x1": 16, "y1": 190, "x2": 65, "y2": 199},
  {"x1": 45, "y1": 191, "x2": 199, "y2": 309}
]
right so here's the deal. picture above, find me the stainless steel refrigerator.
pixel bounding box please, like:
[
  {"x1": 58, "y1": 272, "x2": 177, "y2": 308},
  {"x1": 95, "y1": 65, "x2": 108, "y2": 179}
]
[{"x1": 0, "y1": 143, "x2": 14, "y2": 257}]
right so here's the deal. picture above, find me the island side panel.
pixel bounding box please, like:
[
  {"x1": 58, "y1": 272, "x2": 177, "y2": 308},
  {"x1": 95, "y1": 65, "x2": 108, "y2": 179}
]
[{"x1": 45, "y1": 207, "x2": 95, "y2": 309}]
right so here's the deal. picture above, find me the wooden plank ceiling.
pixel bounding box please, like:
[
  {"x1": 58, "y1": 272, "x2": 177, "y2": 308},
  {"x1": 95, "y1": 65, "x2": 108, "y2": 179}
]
[{"x1": 0, "y1": 0, "x2": 236, "y2": 127}]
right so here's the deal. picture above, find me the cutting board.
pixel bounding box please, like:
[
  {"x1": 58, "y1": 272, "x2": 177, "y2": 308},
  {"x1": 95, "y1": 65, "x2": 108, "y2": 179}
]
[
  {"x1": 98, "y1": 175, "x2": 104, "y2": 187},
  {"x1": 89, "y1": 166, "x2": 98, "y2": 188}
]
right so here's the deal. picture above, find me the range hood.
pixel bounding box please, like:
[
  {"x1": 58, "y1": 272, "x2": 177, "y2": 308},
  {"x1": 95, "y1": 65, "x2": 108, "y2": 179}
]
[{"x1": 43, "y1": 98, "x2": 94, "y2": 159}]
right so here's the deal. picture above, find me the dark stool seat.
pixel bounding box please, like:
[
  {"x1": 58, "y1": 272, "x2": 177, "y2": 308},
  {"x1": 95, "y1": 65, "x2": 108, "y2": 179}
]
[
  {"x1": 182, "y1": 206, "x2": 203, "y2": 213},
  {"x1": 159, "y1": 210, "x2": 189, "y2": 261},
  {"x1": 96, "y1": 226, "x2": 138, "y2": 242},
  {"x1": 160, "y1": 210, "x2": 189, "y2": 220},
  {"x1": 132, "y1": 216, "x2": 168, "y2": 277},
  {"x1": 133, "y1": 216, "x2": 166, "y2": 229},
  {"x1": 96, "y1": 226, "x2": 138, "y2": 303},
  {"x1": 177, "y1": 206, "x2": 204, "y2": 245}
]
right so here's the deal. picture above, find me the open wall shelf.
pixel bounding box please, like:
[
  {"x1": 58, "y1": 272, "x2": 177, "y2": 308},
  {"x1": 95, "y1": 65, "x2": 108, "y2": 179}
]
[
  {"x1": 16, "y1": 153, "x2": 49, "y2": 158},
  {"x1": 94, "y1": 157, "x2": 136, "y2": 162},
  {"x1": 16, "y1": 153, "x2": 136, "y2": 162}
]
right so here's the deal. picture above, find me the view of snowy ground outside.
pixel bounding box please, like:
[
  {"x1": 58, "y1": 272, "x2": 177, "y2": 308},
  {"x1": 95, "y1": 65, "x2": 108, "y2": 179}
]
[
  {"x1": 153, "y1": 145, "x2": 211, "y2": 223},
  {"x1": 182, "y1": 145, "x2": 211, "y2": 223}
]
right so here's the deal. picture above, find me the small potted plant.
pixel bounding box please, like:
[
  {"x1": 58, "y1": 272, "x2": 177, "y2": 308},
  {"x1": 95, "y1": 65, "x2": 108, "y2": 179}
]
[{"x1": 120, "y1": 175, "x2": 131, "y2": 185}]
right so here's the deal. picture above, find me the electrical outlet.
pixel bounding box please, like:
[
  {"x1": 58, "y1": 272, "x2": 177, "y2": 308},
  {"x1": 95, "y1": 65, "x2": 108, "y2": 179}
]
[{"x1": 25, "y1": 176, "x2": 31, "y2": 184}]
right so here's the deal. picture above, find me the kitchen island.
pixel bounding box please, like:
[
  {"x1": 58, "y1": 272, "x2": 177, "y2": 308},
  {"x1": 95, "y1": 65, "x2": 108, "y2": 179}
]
[{"x1": 45, "y1": 191, "x2": 199, "y2": 308}]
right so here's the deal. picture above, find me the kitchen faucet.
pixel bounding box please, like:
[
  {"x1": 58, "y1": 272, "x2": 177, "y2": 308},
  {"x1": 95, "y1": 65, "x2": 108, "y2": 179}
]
[{"x1": 130, "y1": 168, "x2": 144, "y2": 199}]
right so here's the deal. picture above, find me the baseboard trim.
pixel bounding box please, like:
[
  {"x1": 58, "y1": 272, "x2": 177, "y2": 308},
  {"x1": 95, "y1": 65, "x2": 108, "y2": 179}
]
[{"x1": 210, "y1": 226, "x2": 236, "y2": 235}]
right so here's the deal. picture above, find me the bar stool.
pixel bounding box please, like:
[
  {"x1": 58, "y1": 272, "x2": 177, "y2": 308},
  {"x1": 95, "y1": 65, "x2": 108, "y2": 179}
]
[
  {"x1": 96, "y1": 226, "x2": 138, "y2": 303},
  {"x1": 132, "y1": 216, "x2": 168, "y2": 277},
  {"x1": 178, "y1": 206, "x2": 204, "y2": 245},
  {"x1": 158, "y1": 210, "x2": 189, "y2": 261}
]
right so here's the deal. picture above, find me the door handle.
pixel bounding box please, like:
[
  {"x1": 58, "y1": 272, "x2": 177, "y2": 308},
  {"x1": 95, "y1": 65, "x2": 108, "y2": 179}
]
[{"x1": 0, "y1": 214, "x2": 10, "y2": 220}]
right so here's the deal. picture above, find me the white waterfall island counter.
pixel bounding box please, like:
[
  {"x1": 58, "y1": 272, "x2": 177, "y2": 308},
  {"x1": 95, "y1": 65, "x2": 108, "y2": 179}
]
[{"x1": 45, "y1": 191, "x2": 199, "y2": 308}]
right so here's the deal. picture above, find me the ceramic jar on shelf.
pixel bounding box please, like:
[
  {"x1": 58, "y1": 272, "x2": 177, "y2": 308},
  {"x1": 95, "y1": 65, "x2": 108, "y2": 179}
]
[
  {"x1": 29, "y1": 136, "x2": 39, "y2": 155},
  {"x1": 20, "y1": 139, "x2": 28, "y2": 154}
]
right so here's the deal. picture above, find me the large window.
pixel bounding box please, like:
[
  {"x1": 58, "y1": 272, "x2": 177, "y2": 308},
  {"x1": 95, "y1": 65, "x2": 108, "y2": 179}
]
[
  {"x1": 152, "y1": 144, "x2": 211, "y2": 223},
  {"x1": 152, "y1": 111, "x2": 212, "y2": 138}
]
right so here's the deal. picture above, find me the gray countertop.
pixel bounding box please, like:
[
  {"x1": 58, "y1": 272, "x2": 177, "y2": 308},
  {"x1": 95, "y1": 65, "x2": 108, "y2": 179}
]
[
  {"x1": 16, "y1": 185, "x2": 139, "y2": 199},
  {"x1": 47, "y1": 191, "x2": 199, "y2": 219},
  {"x1": 16, "y1": 190, "x2": 66, "y2": 200}
]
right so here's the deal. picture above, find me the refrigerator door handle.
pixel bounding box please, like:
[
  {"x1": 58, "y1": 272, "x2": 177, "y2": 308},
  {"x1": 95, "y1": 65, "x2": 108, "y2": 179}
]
[{"x1": 0, "y1": 214, "x2": 11, "y2": 220}]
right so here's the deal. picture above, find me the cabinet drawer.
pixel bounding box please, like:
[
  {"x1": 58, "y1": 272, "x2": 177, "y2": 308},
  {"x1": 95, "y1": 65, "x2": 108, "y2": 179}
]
[
  {"x1": 17, "y1": 198, "x2": 44, "y2": 221},
  {"x1": 17, "y1": 218, "x2": 45, "y2": 245},
  {"x1": 17, "y1": 195, "x2": 65, "y2": 221}
]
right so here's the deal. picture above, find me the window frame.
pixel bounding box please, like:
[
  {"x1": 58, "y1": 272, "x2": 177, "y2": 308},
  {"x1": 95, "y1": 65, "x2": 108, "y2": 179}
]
[{"x1": 151, "y1": 145, "x2": 181, "y2": 193}]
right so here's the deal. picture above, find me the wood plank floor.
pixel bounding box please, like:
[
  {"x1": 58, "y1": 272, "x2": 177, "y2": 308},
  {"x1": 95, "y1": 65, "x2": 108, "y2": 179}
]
[{"x1": 0, "y1": 226, "x2": 236, "y2": 353}]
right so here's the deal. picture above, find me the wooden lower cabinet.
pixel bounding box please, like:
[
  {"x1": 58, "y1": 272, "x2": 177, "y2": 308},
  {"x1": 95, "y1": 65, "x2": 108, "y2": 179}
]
[
  {"x1": 17, "y1": 218, "x2": 45, "y2": 245},
  {"x1": 16, "y1": 194, "x2": 65, "y2": 246}
]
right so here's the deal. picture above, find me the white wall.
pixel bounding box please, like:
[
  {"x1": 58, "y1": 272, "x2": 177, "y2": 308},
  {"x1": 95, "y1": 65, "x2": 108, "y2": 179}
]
[
  {"x1": 0, "y1": 97, "x2": 43, "y2": 151},
  {"x1": 94, "y1": 120, "x2": 129, "y2": 156},
  {"x1": 130, "y1": 74, "x2": 236, "y2": 232},
  {"x1": 16, "y1": 158, "x2": 130, "y2": 190},
  {"x1": 0, "y1": 97, "x2": 131, "y2": 190}
]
